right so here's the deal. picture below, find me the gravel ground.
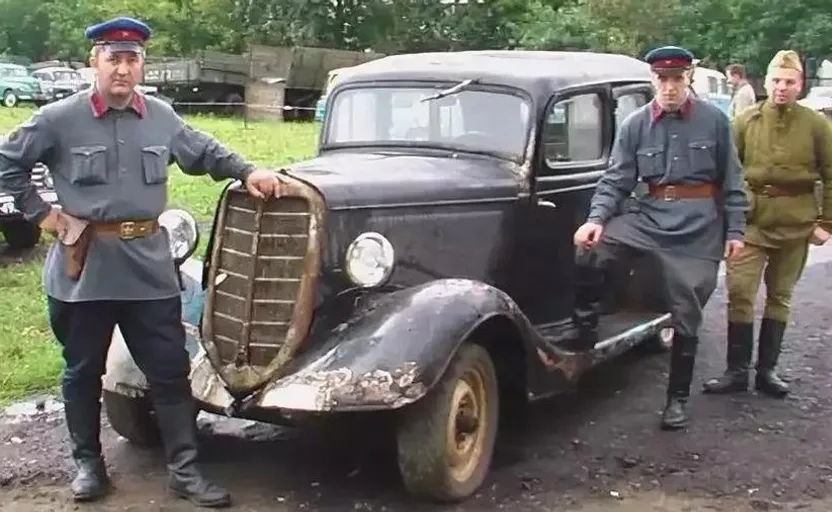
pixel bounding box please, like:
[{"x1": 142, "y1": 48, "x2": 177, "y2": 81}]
[{"x1": 2, "y1": 244, "x2": 832, "y2": 511}]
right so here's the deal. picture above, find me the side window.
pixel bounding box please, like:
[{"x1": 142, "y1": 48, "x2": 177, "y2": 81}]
[
  {"x1": 542, "y1": 92, "x2": 604, "y2": 166},
  {"x1": 614, "y1": 92, "x2": 648, "y2": 131}
]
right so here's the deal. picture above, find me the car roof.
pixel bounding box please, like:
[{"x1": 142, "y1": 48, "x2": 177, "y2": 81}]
[
  {"x1": 335, "y1": 50, "x2": 653, "y2": 100},
  {"x1": 35, "y1": 66, "x2": 79, "y2": 74},
  {"x1": 0, "y1": 62, "x2": 26, "y2": 69}
]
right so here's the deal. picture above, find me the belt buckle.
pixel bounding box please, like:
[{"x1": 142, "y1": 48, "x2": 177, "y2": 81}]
[
  {"x1": 663, "y1": 185, "x2": 678, "y2": 201},
  {"x1": 120, "y1": 221, "x2": 137, "y2": 239},
  {"x1": 762, "y1": 184, "x2": 773, "y2": 197}
]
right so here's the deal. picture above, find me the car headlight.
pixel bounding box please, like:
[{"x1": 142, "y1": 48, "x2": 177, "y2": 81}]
[
  {"x1": 159, "y1": 209, "x2": 200, "y2": 264},
  {"x1": 344, "y1": 232, "x2": 395, "y2": 287}
]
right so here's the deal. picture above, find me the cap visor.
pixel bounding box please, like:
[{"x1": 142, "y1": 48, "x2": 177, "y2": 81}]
[
  {"x1": 99, "y1": 42, "x2": 143, "y2": 53},
  {"x1": 651, "y1": 67, "x2": 688, "y2": 76}
]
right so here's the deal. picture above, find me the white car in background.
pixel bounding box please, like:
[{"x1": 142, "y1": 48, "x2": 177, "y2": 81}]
[
  {"x1": 799, "y1": 86, "x2": 832, "y2": 116},
  {"x1": 77, "y1": 67, "x2": 159, "y2": 97}
]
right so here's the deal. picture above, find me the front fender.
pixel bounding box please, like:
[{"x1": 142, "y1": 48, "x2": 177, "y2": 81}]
[
  {"x1": 101, "y1": 258, "x2": 204, "y2": 397},
  {"x1": 257, "y1": 278, "x2": 528, "y2": 412}
]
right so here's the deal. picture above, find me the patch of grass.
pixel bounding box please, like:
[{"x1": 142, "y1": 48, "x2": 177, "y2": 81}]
[{"x1": 0, "y1": 106, "x2": 319, "y2": 404}]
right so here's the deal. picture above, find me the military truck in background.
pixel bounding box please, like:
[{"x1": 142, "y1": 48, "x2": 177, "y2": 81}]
[{"x1": 142, "y1": 45, "x2": 385, "y2": 119}]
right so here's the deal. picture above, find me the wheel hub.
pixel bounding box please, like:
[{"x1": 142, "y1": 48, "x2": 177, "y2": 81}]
[{"x1": 445, "y1": 364, "x2": 489, "y2": 483}]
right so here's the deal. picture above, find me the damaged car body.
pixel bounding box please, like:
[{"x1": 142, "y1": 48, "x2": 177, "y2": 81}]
[{"x1": 102, "y1": 50, "x2": 675, "y2": 502}]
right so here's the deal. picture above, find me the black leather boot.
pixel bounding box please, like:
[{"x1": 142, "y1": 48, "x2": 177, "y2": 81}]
[
  {"x1": 661, "y1": 334, "x2": 698, "y2": 430},
  {"x1": 154, "y1": 401, "x2": 231, "y2": 508},
  {"x1": 572, "y1": 252, "x2": 605, "y2": 350},
  {"x1": 755, "y1": 318, "x2": 789, "y2": 398},
  {"x1": 702, "y1": 321, "x2": 753, "y2": 394},
  {"x1": 64, "y1": 398, "x2": 111, "y2": 502}
]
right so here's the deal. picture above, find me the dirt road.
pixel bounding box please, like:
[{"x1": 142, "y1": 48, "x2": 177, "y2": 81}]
[{"x1": 3, "y1": 244, "x2": 832, "y2": 511}]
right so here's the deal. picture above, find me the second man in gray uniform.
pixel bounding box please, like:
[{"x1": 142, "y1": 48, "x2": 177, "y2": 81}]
[{"x1": 572, "y1": 46, "x2": 748, "y2": 431}]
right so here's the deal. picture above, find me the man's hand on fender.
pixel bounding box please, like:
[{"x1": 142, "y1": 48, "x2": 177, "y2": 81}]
[
  {"x1": 245, "y1": 169, "x2": 285, "y2": 199},
  {"x1": 574, "y1": 221, "x2": 604, "y2": 250},
  {"x1": 810, "y1": 225, "x2": 831, "y2": 246},
  {"x1": 724, "y1": 239, "x2": 745, "y2": 260}
]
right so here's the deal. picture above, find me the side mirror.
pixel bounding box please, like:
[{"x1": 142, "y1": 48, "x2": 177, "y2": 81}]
[{"x1": 159, "y1": 208, "x2": 200, "y2": 266}]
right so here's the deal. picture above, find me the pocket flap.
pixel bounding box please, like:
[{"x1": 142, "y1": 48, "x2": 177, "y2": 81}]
[
  {"x1": 70, "y1": 145, "x2": 107, "y2": 157},
  {"x1": 636, "y1": 146, "x2": 664, "y2": 157},
  {"x1": 141, "y1": 145, "x2": 169, "y2": 158},
  {"x1": 688, "y1": 140, "x2": 715, "y2": 150}
]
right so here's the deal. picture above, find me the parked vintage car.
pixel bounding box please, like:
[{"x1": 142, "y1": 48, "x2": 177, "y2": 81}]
[
  {"x1": 30, "y1": 66, "x2": 89, "y2": 104},
  {"x1": 0, "y1": 62, "x2": 47, "y2": 108},
  {"x1": 102, "y1": 50, "x2": 676, "y2": 502},
  {"x1": 0, "y1": 163, "x2": 58, "y2": 249}
]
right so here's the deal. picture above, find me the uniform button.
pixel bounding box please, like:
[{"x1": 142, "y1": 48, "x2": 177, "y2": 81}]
[
  {"x1": 120, "y1": 167, "x2": 126, "y2": 173},
  {"x1": 673, "y1": 156, "x2": 679, "y2": 161},
  {"x1": 671, "y1": 134, "x2": 678, "y2": 139},
  {"x1": 118, "y1": 139, "x2": 125, "y2": 144}
]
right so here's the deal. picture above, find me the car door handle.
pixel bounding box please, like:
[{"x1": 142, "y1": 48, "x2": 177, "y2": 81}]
[{"x1": 537, "y1": 200, "x2": 557, "y2": 209}]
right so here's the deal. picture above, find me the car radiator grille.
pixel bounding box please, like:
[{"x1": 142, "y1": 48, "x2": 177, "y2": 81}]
[{"x1": 204, "y1": 185, "x2": 321, "y2": 371}]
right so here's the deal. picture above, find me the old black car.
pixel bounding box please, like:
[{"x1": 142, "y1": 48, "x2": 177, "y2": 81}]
[
  {"x1": 0, "y1": 163, "x2": 57, "y2": 249},
  {"x1": 102, "y1": 50, "x2": 674, "y2": 502}
]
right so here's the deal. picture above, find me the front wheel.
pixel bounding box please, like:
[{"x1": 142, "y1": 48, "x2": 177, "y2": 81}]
[
  {"x1": 396, "y1": 343, "x2": 499, "y2": 502},
  {"x1": 2, "y1": 90, "x2": 18, "y2": 108},
  {"x1": 102, "y1": 390, "x2": 161, "y2": 447}
]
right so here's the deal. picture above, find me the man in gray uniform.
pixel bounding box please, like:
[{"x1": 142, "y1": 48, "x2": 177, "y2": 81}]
[
  {"x1": 0, "y1": 17, "x2": 283, "y2": 507},
  {"x1": 571, "y1": 46, "x2": 748, "y2": 430}
]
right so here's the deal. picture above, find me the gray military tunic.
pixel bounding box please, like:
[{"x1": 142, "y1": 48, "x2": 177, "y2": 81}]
[
  {"x1": 0, "y1": 90, "x2": 255, "y2": 302},
  {"x1": 585, "y1": 96, "x2": 747, "y2": 336}
]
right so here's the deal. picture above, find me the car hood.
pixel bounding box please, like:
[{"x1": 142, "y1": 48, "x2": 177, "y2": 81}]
[{"x1": 282, "y1": 151, "x2": 524, "y2": 209}]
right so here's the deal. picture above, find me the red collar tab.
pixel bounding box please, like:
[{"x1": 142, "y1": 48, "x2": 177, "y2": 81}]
[
  {"x1": 89, "y1": 88, "x2": 146, "y2": 118},
  {"x1": 650, "y1": 97, "x2": 692, "y2": 123}
]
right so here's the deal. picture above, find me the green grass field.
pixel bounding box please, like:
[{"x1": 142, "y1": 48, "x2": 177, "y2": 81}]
[{"x1": 0, "y1": 106, "x2": 319, "y2": 403}]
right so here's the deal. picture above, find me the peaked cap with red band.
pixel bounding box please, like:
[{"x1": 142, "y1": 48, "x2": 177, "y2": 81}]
[
  {"x1": 84, "y1": 16, "x2": 151, "y2": 53},
  {"x1": 643, "y1": 45, "x2": 695, "y2": 75}
]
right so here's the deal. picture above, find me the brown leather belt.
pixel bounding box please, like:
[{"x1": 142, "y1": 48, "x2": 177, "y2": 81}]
[
  {"x1": 91, "y1": 219, "x2": 160, "y2": 239},
  {"x1": 748, "y1": 183, "x2": 815, "y2": 197},
  {"x1": 648, "y1": 183, "x2": 718, "y2": 201}
]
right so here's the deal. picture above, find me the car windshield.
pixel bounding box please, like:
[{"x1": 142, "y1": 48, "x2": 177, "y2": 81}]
[
  {"x1": 324, "y1": 86, "x2": 531, "y2": 160},
  {"x1": 54, "y1": 71, "x2": 80, "y2": 80}
]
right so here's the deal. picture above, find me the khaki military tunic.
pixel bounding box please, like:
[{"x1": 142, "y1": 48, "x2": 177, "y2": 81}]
[{"x1": 727, "y1": 101, "x2": 832, "y2": 322}]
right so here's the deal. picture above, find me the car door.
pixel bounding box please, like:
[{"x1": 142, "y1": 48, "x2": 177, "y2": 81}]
[{"x1": 518, "y1": 85, "x2": 614, "y2": 326}]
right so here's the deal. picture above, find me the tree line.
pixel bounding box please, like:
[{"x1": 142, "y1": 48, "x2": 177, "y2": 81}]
[{"x1": 1, "y1": 0, "x2": 830, "y2": 78}]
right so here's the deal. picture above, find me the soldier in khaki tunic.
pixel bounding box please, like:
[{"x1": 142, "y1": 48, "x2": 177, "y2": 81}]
[
  {"x1": 0, "y1": 17, "x2": 284, "y2": 507},
  {"x1": 703, "y1": 50, "x2": 832, "y2": 398},
  {"x1": 573, "y1": 46, "x2": 747, "y2": 430}
]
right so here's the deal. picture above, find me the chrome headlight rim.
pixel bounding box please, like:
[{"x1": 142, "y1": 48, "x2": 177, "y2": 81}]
[
  {"x1": 344, "y1": 231, "x2": 395, "y2": 288},
  {"x1": 158, "y1": 208, "x2": 200, "y2": 265}
]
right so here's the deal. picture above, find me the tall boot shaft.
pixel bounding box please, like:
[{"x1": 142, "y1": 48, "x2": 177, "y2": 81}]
[
  {"x1": 662, "y1": 334, "x2": 698, "y2": 431},
  {"x1": 756, "y1": 318, "x2": 789, "y2": 398},
  {"x1": 154, "y1": 400, "x2": 232, "y2": 508},
  {"x1": 702, "y1": 321, "x2": 753, "y2": 394},
  {"x1": 63, "y1": 398, "x2": 110, "y2": 502}
]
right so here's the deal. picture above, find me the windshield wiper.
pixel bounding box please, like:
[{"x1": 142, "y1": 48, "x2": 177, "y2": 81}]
[{"x1": 420, "y1": 78, "x2": 478, "y2": 102}]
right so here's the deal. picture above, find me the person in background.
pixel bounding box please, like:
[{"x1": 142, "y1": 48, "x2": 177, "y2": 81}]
[
  {"x1": 726, "y1": 63, "x2": 757, "y2": 118},
  {"x1": 703, "y1": 50, "x2": 832, "y2": 399}
]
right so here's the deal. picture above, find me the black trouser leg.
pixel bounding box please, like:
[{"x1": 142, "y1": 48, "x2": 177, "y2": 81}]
[
  {"x1": 117, "y1": 297, "x2": 231, "y2": 508},
  {"x1": 661, "y1": 334, "x2": 698, "y2": 430},
  {"x1": 572, "y1": 248, "x2": 605, "y2": 349},
  {"x1": 48, "y1": 297, "x2": 116, "y2": 502},
  {"x1": 755, "y1": 318, "x2": 789, "y2": 398},
  {"x1": 702, "y1": 321, "x2": 753, "y2": 394}
]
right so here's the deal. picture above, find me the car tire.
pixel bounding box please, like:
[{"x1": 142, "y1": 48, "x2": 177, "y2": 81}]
[
  {"x1": 1, "y1": 219, "x2": 41, "y2": 250},
  {"x1": 102, "y1": 390, "x2": 162, "y2": 447},
  {"x1": 2, "y1": 90, "x2": 17, "y2": 108},
  {"x1": 396, "y1": 342, "x2": 499, "y2": 502}
]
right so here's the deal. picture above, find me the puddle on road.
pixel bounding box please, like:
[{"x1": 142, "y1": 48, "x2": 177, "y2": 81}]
[{"x1": 1, "y1": 396, "x2": 64, "y2": 424}]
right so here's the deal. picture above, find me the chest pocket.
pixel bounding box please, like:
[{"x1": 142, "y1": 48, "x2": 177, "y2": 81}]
[
  {"x1": 688, "y1": 140, "x2": 716, "y2": 172},
  {"x1": 635, "y1": 146, "x2": 666, "y2": 179},
  {"x1": 69, "y1": 145, "x2": 108, "y2": 186},
  {"x1": 141, "y1": 145, "x2": 170, "y2": 185}
]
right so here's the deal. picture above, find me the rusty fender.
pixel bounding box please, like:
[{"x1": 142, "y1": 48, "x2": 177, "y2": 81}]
[{"x1": 257, "y1": 278, "x2": 536, "y2": 412}]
